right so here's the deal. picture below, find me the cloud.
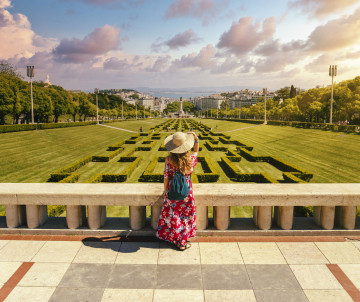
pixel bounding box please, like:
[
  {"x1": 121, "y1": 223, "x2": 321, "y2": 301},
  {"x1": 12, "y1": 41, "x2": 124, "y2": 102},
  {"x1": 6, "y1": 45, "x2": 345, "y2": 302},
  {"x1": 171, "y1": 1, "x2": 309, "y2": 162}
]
[
  {"x1": 217, "y1": 16, "x2": 276, "y2": 56},
  {"x1": 172, "y1": 44, "x2": 216, "y2": 69},
  {"x1": 70, "y1": 0, "x2": 145, "y2": 7},
  {"x1": 152, "y1": 29, "x2": 200, "y2": 52},
  {"x1": 165, "y1": 0, "x2": 214, "y2": 18},
  {"x1": 146, "y1": 55, "x2": 171, "y2": 72},
  {"x1": 289, "y1": 0, "x2": 360, "y2": 17},
  {"x1": 165, "y1": 0, "x2": 228, "y2": 25},
  {"x1": 165, "y1": 29, "x2": 200, "y2": 49},
  {"x1": 0, "y1": 0, "x2": 11, "y2": 9},
  {"x1": 304, "y1": 54, "x2": 337, "y2": 73},
  {"x1": 103, "y1": 55, "x2": 143, "y2": 71},
  {"x1": 0, "y1": 1, "x2": 56, "y2": 60},
  {"x1": 307, "y1": 8, "x2": 360, "y2": 51},
  {"x1": 53, "y1": 25, "x2": 121, "y2": 63}
]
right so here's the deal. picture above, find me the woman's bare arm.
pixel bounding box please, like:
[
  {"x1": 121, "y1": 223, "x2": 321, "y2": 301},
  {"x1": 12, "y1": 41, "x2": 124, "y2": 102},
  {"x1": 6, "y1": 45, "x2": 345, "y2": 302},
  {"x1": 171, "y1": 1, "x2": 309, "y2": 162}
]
[{"x1": 188, "y1": 131, "x2": 199, "y2": 155}]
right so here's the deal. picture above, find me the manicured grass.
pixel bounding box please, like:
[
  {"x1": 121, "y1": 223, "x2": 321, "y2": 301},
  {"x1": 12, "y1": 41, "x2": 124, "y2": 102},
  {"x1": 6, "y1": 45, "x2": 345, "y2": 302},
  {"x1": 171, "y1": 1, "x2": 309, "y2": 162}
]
[
  {"x1": 198, "y1": 118, "x2": 360, "y2": 183},
  {"x1": 1, "y1": 118, "x2": 359, "y2": 218},
  {"x1": 0, "y1": 118, "x2": 164, "y2": 183}
]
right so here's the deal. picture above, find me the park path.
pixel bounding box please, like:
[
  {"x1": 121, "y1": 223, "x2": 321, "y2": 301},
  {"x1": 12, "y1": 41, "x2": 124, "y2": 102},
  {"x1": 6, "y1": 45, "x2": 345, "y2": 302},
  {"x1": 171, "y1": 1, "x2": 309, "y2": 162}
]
[
  {"x1": 99, "y1": 124, "x2": 138, "y2": 133},
  {"x1": 222, "y1": 124, "x2": 264, "y2": 133}
]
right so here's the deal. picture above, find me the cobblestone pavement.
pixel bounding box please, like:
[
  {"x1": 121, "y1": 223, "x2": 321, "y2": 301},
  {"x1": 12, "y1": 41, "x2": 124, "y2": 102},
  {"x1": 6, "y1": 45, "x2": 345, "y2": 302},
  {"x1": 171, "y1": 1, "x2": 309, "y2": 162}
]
[{"x1": 0, "y1": 236, "x2": 360, "y2": 301}]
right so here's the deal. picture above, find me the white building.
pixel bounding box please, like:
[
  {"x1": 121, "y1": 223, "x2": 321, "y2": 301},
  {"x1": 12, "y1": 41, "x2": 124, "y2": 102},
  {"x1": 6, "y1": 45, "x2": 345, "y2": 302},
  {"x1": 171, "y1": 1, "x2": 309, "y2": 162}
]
[
  {"x1": 139, "y1": 98, "x2": 155, "y2": 109},
  {"x1": 193, "y1": 97, "x2": 224, "y2": 110}
]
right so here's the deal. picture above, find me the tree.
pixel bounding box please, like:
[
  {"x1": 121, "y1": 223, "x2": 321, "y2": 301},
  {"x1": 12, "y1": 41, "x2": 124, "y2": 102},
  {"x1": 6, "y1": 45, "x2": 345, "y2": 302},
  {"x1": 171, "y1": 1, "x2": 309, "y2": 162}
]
[
  {"x1": 0, "y1": 61, "x2": 22, "y2": 78},
  {"x1": 290, "y1": 85, "x2": 297, "y2": 98},
  {"x1": 164, "y1": 102, "x2": 180, "y2": 113},
  {"x1": 48, "y1": 88, "x2": 69, "y2": 122}
]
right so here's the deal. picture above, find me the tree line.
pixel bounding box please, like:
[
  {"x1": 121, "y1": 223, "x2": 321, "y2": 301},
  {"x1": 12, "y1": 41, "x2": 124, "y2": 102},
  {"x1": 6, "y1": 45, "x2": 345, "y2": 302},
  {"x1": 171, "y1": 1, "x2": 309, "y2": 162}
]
[
  {"x1": 0, "y1": 63, "x2": 157, "y2": 124},
  {"x1": 202, "y1": 79, "x2": 360, "y2": 124}
]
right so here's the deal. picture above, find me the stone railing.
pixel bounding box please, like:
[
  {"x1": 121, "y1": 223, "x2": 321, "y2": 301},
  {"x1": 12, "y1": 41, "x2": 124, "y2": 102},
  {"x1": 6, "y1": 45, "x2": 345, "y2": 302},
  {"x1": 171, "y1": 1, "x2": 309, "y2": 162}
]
[{"x1": 0, "y1": 183, "x2": 359, "y2": 232}]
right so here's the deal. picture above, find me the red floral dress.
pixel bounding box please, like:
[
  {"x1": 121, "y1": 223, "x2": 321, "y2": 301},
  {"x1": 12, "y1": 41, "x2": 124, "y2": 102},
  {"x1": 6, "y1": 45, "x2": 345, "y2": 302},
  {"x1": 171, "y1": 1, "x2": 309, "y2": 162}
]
[{"x1": 156, "y1": 154, "x2": 198, "y2": 247}]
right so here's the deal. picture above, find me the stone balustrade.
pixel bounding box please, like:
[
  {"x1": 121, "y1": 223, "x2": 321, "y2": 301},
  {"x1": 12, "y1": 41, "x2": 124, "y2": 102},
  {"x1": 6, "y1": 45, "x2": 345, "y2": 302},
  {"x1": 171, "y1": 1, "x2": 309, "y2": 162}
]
[{"x1": 0, "y1": 183, "x2": 359, "y2": 232}]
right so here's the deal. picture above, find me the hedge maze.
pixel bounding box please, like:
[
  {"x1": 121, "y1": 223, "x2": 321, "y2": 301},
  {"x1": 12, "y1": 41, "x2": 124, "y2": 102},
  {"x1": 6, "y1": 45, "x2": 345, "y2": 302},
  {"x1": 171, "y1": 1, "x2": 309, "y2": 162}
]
[{"x1": 48, "y1": 119, "x2": 313, "y2": 185}]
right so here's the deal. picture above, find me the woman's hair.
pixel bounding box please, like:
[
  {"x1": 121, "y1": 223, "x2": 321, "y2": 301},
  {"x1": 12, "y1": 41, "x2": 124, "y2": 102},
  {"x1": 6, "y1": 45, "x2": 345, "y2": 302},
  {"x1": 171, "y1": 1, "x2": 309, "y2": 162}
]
[{"x1": 169, "y1": 151, "x2": 192, "y2": 174}]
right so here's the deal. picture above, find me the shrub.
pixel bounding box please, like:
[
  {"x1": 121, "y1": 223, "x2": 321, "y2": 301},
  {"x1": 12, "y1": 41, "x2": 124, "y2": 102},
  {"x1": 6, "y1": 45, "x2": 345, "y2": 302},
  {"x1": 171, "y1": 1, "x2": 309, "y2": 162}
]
[
  {"x1": 195, "y1": 156, "x2": 220, "y2": 182},
  {"x1": 92, "y1": 147, "x2": 124, "y2": 162},
  {"x1": 140, "y1": 156, "x2": 165, "y2": 182},
  {"x1": 107, "y1": 141, "x2": 125, "y2": 151},
  {"x1": 48, "y1": 155, "x2": 92, "y2": 182},
  {"x1": 88, "y1": 157, "x2": 142, "y2": 183},
  {"x1": 0, "y1": 121, "x2": 98, "y2": 133},
  {"x1": 205, "y1": 140, "x2": 228, "y2": 151}
]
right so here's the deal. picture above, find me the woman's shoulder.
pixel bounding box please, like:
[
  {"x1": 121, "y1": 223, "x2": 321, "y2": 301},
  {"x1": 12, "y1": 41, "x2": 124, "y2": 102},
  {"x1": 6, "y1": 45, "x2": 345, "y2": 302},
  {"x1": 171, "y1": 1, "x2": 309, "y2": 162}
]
[{"x1": 165, "y1": 156, "x2": 171, "y2": 164}]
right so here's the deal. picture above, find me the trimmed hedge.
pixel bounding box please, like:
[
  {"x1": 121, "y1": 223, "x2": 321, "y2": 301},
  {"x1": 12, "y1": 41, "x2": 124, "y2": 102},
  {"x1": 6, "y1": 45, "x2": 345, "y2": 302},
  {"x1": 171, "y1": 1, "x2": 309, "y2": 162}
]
[
  {"x1": 220, "y1": 156, "x2": 278, "y2": 183},
  {"x1": 0, "y1": 121, "x2": 98, "y2": 133},
  {"x1": 119, "y1": 147, "x2": 136, "y2": 161},
  {"x1": 195, "y1": 156, "x2": 220, "y2": 182},
  {"x1": 267, "y1": 120, "x2": 360, "y2": 134},
  {"x1": 48, "y1": 155, "x2": 92, "y2": 182},
  {"x1": 107, "y1": 141, "x2": 125, "y2": 151},
  {"x1": 140, "y1": 156, "x2": 165, "y2": 182},
  {"x1": 88, "y1": 157, "x2": 142, "y2": 183},
  {"x1": 92, "y1": 147, "x2": 124, "y2": 162},
  {"x1": 205, "y1": 140, "x2": 228, "y2": 151},
  {"x1": 135, "y1": 140, "x2": 156, "y2": 151}
]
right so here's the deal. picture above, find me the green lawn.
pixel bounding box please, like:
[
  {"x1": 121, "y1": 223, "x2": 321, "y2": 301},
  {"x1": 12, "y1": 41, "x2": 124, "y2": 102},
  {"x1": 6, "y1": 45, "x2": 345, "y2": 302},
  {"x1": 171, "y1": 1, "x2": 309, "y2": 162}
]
[
  {"x1": 1, "y1": 118, "x2": 359, "y2": 217},
  {"x1": 197, "y1": 118, "x2": 360, "y2": 183}
]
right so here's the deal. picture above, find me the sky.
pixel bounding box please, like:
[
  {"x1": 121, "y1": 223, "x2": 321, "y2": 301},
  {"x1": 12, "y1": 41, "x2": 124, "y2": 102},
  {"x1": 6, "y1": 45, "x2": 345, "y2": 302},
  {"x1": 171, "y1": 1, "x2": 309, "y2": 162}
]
[{"x1": 1, "y1": 0, "x2": 360, "y2": 92}]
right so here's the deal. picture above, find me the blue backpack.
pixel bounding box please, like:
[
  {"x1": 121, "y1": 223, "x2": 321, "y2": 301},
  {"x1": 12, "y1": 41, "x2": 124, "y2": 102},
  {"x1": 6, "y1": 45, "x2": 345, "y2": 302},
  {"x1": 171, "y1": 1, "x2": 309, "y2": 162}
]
[{"x1": 168, "y1": 171, "x2": 190, "y2": 201}]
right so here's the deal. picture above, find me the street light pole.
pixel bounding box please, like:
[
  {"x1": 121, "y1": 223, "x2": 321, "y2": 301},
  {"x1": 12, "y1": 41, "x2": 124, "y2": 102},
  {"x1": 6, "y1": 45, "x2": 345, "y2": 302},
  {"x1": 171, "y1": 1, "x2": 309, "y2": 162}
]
[
  {"x1": 135, "y1": 103, "x2": 137, "y2": 119},
  {"x1": 27, "y1": 66, "x2": 35, "y2": 124},
  {"x1": 329, "y1": 65, "x2": 337, "y2": 124},
  {"x1": 122, "y1": 100, "x2": 124, "y2": 120},
  {"x1": 263, "y1": 88, "x2": 267, "y2": 124},
  {"x1": 94, "y1": 88, "x2": 99, "y2": 124},
  {"x1": 238, "y1": 100, "x2": 241, "y2": 120}
]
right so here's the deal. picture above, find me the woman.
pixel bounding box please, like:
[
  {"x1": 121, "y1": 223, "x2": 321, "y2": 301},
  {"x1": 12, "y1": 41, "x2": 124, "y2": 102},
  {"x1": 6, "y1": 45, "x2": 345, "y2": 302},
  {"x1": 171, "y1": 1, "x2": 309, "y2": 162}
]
[{"x1": 156, "y1": 131, "x2": 199, "y2": 250}]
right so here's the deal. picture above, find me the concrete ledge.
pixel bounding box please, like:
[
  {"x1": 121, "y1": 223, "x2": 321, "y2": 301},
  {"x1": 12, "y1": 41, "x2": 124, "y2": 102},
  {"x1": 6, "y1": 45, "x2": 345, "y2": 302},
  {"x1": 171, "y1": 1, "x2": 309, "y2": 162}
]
[{"x1": 0, "y1": 183, "x2": 359, "y2": 206}]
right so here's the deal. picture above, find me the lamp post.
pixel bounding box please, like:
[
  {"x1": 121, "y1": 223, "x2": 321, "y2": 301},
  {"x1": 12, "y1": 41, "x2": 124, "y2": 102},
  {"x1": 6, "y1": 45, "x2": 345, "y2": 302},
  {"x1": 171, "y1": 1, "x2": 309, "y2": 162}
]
[
  {"x1": 94, "y1": 88, "x2": 99, "y2": 124},
  {"x1": 135, "y1": 103, "x2": 137, "y2": 119},
  {"x1": 26, "y1": 66, "x2": 35, "y2": 124},
  {"x1": 238, "y1": 100, "x2": 241, "y2": 120},
  {"x1": 122, "y1": 100, "x2": 124, "y2": 120},
  {"x1": 329, "y1": 65, "x2": 337, "y2": 124},
  {"x1": 263, "y1": 88, "x2": 267, "y2": 124}
]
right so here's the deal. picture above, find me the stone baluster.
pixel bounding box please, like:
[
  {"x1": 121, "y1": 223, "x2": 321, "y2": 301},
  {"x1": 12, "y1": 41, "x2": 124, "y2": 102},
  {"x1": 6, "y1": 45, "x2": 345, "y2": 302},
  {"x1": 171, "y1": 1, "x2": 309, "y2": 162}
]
[
  {"x1": 275, "y1": 206, "x2": 294, "y2": 230},
  {"x1": 66, "y1": 205, "x2": 86, "y2": 229},
  {"x1": 253, "y1": 206, "x2": 272, "y2": 230},
  {"x1": 335, "y1": 206, "x2": 356, "y2": 230},
  {"x1": 196, "y1": 206, "x2": 208, "y2": 230},
  {"x1": 5, "y1": 205, "x2": 26, "y2": 228},
  {"x1": 88, "y1": 205, "x2": 106, "y2": 230},
  {"x1": 313, "y1": 206, "x2": 335, "y2": 230},
  {"x1": 214, "y1": 206, "x2": 230, "y2": 230},
  {"x1": 151, "y1": 197, "x2": 163, "y2": 230},
  {"x1": 26, "y1": 205, "x2": 48, "y2": 228},
  {"x1": 130, "y1": 206, "x2": 146, "y2": 230}
]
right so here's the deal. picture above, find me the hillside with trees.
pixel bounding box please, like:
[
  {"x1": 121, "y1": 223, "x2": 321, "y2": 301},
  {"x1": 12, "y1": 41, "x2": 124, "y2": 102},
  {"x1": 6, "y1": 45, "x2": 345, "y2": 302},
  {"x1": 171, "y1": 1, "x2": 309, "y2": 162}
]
[{"x1": 0, "y1": 62, "x2": 153, "y2": 124}]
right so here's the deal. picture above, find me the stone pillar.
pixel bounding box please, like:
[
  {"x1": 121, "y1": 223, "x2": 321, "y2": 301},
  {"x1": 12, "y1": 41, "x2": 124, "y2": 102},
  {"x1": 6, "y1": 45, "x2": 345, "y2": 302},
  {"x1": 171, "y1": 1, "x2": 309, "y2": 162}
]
[
  {"x1": 277, "y1": 206, "x2": 294, "y2": 230},
  {"x1": 129, "y1": 206, "x2": 146, "y2": 230},
  {"x1": 26, "y1": 205, "x2": 48, "y2": 228},
  {"x1": 196, "y1": 206, "x2": 208, "y2": 230},
  {"x1": 313, "y1": 206, "x2": 335, "y2": 230},
  {"x1": 5, "y1": 205, "x2": 26, "y2": 228},
  {"x1": 335, "y1": 206, "x2": 356, "y2": 230},
  {"x1": 88, "y1": 205, "x2": 106, "y2": 230},
  {"x1": 214, "y1": 206, "x2": 230, "y2": 230},
  {"x1": 151, "y1": 204, "x2": 162, "y2": 230},
  {"x1": 253, "y1": 206, "x2": 272, "y2": 230},
  {"x1": 66, "y1": 205, "x2": 84, "y2": 229}
]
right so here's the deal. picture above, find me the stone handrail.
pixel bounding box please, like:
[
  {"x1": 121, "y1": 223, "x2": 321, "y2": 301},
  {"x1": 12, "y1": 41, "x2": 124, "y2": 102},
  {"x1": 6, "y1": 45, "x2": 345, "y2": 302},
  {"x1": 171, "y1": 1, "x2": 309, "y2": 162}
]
[{"x1": 1, "y1": 183, "x2": 359, "y2": 232}]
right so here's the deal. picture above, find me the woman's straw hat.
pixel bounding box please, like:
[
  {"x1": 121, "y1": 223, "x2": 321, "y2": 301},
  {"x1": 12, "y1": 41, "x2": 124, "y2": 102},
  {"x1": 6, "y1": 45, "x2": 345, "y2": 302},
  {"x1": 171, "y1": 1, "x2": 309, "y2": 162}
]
[{"x1": 164, "y1": 132, "x2": 195, "y2": 154}]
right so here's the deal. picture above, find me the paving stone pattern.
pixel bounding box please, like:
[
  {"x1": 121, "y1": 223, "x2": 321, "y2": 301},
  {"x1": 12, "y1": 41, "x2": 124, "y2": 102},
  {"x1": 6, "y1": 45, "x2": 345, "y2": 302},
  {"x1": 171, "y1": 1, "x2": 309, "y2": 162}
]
[{"x1": 0, "y1": 239, "x2": 360, "y2": 301}]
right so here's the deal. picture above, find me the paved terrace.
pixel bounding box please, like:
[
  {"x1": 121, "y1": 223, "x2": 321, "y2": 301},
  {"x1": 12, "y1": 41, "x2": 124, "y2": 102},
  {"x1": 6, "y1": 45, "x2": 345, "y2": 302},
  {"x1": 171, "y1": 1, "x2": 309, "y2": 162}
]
[
  {"x1": 1, "y1": 235, "x2": 360, "y2": 302},
  {"x1": 1, "y1": 183, "x2": 360, "y2": 301}
]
